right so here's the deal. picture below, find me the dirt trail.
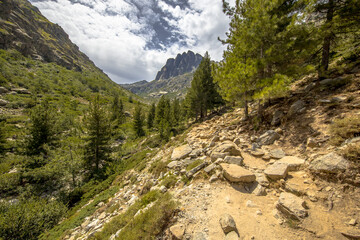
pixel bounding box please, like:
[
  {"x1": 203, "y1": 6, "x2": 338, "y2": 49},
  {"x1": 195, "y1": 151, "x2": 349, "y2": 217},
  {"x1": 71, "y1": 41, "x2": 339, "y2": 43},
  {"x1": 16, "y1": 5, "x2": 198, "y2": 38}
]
[{"x1": 171, "y1": 117, "x2": 359, "y2": 240}]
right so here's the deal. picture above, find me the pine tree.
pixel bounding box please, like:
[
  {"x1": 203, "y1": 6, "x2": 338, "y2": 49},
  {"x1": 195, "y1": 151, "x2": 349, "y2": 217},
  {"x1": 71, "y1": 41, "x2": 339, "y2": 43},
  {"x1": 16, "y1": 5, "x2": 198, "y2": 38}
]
[
  {"x1": 147, "y1": 102, "x2": 156, "y2": 130},
  {"x1": 186, "y1": 52, "x2": 223, "y2": 120},
  {"x1": 111, "y1": 95, "x2": 125, "y2": 125},
  {"x1": 133, "y1": 104, "x2": 145, "y2": 137},
  {"x1": 26, "y1": 98, "x2": 57, "y2": 156},
  {"x1": 155, "y1": 96, "x2": 172, "y2": 139},
  {"x1": 84, "y1": 95, "x2": 111, "y2": 177},
  {"x1": 172, "y1": 98, "x2": 181, "y2": 126}
]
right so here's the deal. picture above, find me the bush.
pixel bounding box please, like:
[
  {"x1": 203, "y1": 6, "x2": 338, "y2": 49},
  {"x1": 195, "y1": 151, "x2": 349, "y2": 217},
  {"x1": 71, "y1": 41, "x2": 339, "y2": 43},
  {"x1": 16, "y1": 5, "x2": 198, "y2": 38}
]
[
  {"x1": 160, "y1": 175, "x2": 177, "y2": 188},
  {"x1": 341, "y1": 143, "x2": 360, "y2": 162},
  {"x1": 330, "y1": 116, "x2": 360, "y2": 145},
  {"x1": 0, "y1": 198, "x2": 67, "y2": 240}
]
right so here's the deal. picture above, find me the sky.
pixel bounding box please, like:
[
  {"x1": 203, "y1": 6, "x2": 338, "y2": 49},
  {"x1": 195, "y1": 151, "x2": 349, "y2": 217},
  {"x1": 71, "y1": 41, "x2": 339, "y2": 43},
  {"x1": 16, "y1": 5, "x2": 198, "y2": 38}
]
[{"x1": 30, "y1": 0, "x2": 232, "y2": 84}]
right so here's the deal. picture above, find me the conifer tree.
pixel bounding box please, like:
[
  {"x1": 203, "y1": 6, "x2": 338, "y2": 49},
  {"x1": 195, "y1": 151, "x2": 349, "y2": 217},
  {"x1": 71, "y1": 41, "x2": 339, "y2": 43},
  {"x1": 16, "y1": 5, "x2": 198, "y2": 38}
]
[
  {"x1": 147, "y1": 102, "x2": 156, "y2": 130},
  {"x1": 111, "y1": 95, "x2": 125, "y2": 125},
  {"x1": 84, "y1": 95, "x2": 111, "y2": 177},
  {"x1": 133, "y1": 104, "x2": 145, "y2": 137},
  {"x1": 155, "y1": 96, "x2": 172, "y2": 139},
  {"x1": 26, "y1": 98, "x2": 57, "y2": 156},
  {"x1": 172, "y1": 98, "x2": 181, "y2": 126},
  {"x1": 186, "y1": 52, "x2": 222, "y2": 120}
]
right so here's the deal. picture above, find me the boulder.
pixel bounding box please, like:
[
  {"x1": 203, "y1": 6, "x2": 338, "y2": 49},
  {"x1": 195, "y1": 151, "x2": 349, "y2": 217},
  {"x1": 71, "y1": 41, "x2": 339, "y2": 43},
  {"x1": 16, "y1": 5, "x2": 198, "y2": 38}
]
[
  {"x1": 271, "y1": 110, "x2": 284, "y2": 126},
  {"x1": 264, "y1": 162, "x2": 289, "y2": 180},
  {"x1": 253, "y1": 184, "x2": 267, "y2": 196},
  {"x1": 0, "y1": 87, "x2": 8, "y2": 94},
  {"x1": 250, "y1": 149, "x2": 265, "y2": 157},
  {"x1": 257, "y1": 130, "x2": 280, "y2": 145},
  {"x1": 277, "y1": 156, "x2": 305, "y2": 171},
  {"x1": 11, "y1": 87, "x2": 30, "y2": 94},
  {"x1": 219, "y1": 214, "x2": 237, "y2": 234},
  {"x1": 187, "y1": 162, "x2": 207, "y2": 178},
  {"x1": 225, "y1": 231, "x2": 239, "y2": 240},
  {"x1": 213, "y1": 141, "x2": 242, "y2": 156},
  {"x1": 211, "y1": 152, "x2": 229, "y2": 162},
  {"x1": 167, "y1": 161, "x2": 180, "y2": 169},
  {"x1": 288, "y1": 100, "x2": 306, "y2": 116},
  {"x1": 269, "y1": 149, "x2": 286, "y2": 159},
  {"x1": 204, "y1": 163, "x2": 217, "y2": 174},
  {"x1": 171, "y1": 144, "x2": 192, "y2": 160},
  {"x1": 276, "y1": 192, "x2": 308, "y2": 220},
  {"x1": 193, "y1": 232, "x2": 207, "y2": 240},
  {"x1": 0, "y1": 99, "x2": 9, "y2": 106},
  {"x1": 309, "y1": 152, "x2": 349, "y2": 173},
  {"x1": 170, "y1": 224, "x2": 185, "y2": 240},
  {"x1": 221, "y1": 163, "x2": 256, "y2": 183},
  {"x1": 224, "y1": 156, "x2": 243, "y2": 166}
]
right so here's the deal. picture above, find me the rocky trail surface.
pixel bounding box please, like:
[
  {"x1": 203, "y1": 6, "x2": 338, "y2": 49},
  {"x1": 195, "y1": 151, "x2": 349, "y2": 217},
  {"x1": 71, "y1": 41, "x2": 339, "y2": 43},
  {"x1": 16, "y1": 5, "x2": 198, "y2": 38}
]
[{"x1": 64, "y1": 79, "x2": 360, "y2": 240}]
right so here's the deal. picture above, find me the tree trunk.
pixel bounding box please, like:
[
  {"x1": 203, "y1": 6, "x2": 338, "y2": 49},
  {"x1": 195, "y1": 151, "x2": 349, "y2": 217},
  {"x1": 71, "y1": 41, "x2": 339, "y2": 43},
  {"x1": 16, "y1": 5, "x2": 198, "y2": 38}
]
[{"x1": 319, "y1": 0, "x2": 334, "y2": 79}]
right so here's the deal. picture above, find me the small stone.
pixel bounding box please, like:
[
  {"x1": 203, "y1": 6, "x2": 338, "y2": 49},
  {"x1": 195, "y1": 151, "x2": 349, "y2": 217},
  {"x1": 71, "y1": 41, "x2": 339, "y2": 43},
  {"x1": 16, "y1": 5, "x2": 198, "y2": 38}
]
[
  {"x1": 219, "y1": 214, "x2": 237, "y2": 234},
  {"x1": 171, "y1": 144, "x2": 193, "y2": 160},
  {"x1": 246, "y1": 200, "x2": 257, "y2": 208},
  {"x1": 276, "y1": 192, "x2": 308, "y2": 220},
  {"x1": 209, "y1": 174, "x2": 218, "y2": 182},
  {"x1": 160, "y1": 185, "x2": 167, "y2": 193},
  {"x1": 325, "y1": 186, "x2": 333, "y2": 192},
  {"x1": 193, "y1": 232, "x2": 207, "y2": 240},
  {"x1": 170, "y1": 224, "x2": 186, "y2": 239},
  {"x1": 225, "y1": 231, "x2": 239, "y2": 240},
  {"x1": 269, "y1": 149, "x2": 286, "y2": 159},
  {"x1": 348, "y1": 219, "x2": 357, "y2": 226},
  {"x1": 277, "y1": 156, "x2": 305, "y2": 171},
  {"x1": 204, "y1": 163, "x2": 216, "y2": 174},
  {"x1": 256, "y1": 210, "x2": 263, "y2": 215}
]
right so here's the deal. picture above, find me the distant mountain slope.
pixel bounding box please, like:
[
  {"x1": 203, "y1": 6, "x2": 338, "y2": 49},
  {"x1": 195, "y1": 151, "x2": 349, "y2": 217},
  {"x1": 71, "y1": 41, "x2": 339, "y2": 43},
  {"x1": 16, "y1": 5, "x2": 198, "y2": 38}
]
[
  {"x1": 121, "y1": 51, "x2": 202, "y2": 100},
  {"x1": 0, "y1": 0, "x2": 93, "y2": 71}
]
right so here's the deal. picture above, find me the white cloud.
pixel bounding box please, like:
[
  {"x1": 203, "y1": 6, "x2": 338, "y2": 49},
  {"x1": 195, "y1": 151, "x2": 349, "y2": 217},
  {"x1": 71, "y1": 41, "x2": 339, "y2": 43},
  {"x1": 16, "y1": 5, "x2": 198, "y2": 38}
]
[{"x1": 30, "y1": 0, "x2": 231, "y2": 83}]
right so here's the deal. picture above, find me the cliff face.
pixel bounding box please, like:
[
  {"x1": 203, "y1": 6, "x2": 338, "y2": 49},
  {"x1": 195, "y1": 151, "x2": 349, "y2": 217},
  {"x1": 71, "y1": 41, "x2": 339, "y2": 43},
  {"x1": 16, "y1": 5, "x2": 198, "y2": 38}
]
[
  {"x1": 155, "y1": 50, "x2": 202, "y2": 80},
  {"x1": 0, "y1": 0, "x2": 94, "y2": 71}
]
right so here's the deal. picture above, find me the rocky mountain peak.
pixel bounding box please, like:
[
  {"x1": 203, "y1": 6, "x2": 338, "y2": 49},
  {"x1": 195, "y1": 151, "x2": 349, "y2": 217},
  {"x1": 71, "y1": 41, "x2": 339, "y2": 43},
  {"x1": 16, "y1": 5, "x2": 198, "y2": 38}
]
[{"x1": 155, "y1": 50, "x2": 202, "y2": 81}]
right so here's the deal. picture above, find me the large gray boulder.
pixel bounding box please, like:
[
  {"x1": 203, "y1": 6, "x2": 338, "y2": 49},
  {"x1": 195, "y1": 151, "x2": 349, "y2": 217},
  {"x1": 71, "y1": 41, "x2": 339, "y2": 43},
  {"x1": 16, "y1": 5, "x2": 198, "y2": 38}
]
[
  {"x1": 288, "y1": 100, "x2": 306, "y2": 116},
  {"x1": 309, "y1": 152, "x2": 349, "y2": 173},
  {"x1": 276, "y1": 192, "x2": 308, "y2": 220},
  {"x1": 210, "y1": 152, "x2": 229, "y2": 162},
  {"x1": 257, "y1": 130, "x2": 280, "y2": 145},
  {"x1": 224, "y1": 156, "x2": 243, "y2": 166},
  {"x1": 269, "y1": 148, "x2": 286, "y2": 159},
  {"x1": 219, "y1": 214, "x2": 237, "y2": 234},
  {"x1": 171, "y1": 144, "x2": 192, "y2": 160},
  {"x1": 264, "y1": 162, "x2": 289, "y2": 180},
  {"x1": 213, "y1": 141, "x2": 242, "y2": 156},
  {"x1": 221, "y1": 163, "x2": 256, "y2": 183},
  {"x1": 278, "y1": 156, "x2": 305, "y2": 171},
  {"x1": 271, "y1": 110, "x2": 284, "y2": 126}
]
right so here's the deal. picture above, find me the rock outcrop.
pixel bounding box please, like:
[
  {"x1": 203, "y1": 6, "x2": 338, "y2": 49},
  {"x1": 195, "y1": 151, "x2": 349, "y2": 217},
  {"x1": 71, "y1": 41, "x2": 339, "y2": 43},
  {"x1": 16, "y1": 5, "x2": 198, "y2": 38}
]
[
  {"x1": 155, "y1": 51, "x2": 202, "y2": 80},
  {"x1": 221, "y1": 163, "x2": 256, "y2": 183},
  {"x1": 309, "y1": 152, "x2": 349, "y2": 173}
]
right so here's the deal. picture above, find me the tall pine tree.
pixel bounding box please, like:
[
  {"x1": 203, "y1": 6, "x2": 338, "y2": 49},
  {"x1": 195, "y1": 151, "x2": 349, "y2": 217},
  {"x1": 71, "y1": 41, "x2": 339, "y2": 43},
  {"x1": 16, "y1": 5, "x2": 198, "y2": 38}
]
[
  {"x1": 133, "y1": 104, "x2": 145, "y2": 137},
  {"x1": 186, "y1": 52, "x2": 222, "y2": 120},
  {"x1": 84, "y1": 95, "x2": 111, "y2": 178}
]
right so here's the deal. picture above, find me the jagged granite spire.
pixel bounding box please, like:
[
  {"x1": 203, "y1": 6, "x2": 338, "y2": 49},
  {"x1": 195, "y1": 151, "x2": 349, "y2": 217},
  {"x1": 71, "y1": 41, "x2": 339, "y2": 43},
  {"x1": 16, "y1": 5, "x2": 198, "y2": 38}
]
[{"x1": 155, "y1": 50, "x2": 202, "y2": 80}]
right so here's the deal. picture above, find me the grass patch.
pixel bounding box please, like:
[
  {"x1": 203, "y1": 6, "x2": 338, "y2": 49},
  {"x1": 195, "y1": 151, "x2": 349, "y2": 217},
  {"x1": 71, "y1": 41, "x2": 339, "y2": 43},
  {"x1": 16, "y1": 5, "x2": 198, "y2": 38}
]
[
  {"x1": 341, "y1": 143, "x2": 360, "y2": 162},
  {"x1": 186, "y1": 159, "x2": 203, "y2": 171},
  {"x1": 329, "y1": 116, "x2": 360, "y2": 145},
  {"x1": 91, "y1": 190, "x2": 163, "y2": 240},
  {"x1": 39, "y1": 178, "x2": 119, "y2": 240},
  {"x1": 149, "y1": 159, "x2": 169, "y2": 178},
  {"x1": 160, "y1": 175, "x2": 177, "y2": 189}
]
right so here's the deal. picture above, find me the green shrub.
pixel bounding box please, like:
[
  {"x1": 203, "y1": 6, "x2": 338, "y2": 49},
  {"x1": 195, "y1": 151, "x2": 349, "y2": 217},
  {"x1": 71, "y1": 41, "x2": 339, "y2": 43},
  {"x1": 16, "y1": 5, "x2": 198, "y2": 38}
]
[
  {"x1": 149, "y1": 160, "x2": 168, "y2": 178},
  {"x1": 330, "y1": 116, "x2": 360, "y2": 145},
  {"x1": 186, "y1": 159, "x2": 203, "y2": 171},
  {"x1": 0, "y1": 198, "x2": 67, "y2": 240},
  {"x1": 116, "y1": 193, "x2": 177, "y2": 240},
  {"x1": 341, "y1": 143, "x2": 360, "y2": 162},
  {"x1": 160, "y1": 175, "x2": 177, "y2": 188}
]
